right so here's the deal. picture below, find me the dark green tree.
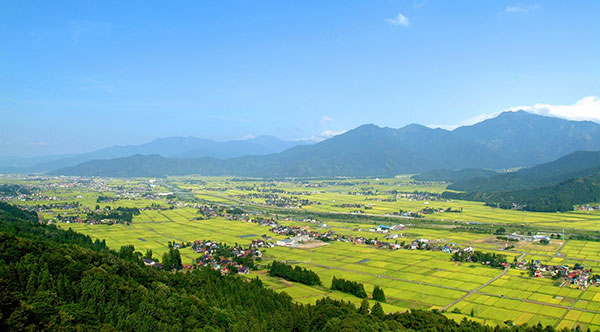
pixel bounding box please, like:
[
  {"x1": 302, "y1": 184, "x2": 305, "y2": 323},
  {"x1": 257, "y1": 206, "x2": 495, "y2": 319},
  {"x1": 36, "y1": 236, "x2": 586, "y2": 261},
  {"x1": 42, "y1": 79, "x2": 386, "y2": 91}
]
[
  {"x1": 370, "y1": 302, "x2": 385, "y2": 320},
  {"x1": 358, "y1": 299, "x2": 370, "y2": 315},
  {"x1": 372, "y1": 286, "x2": 386, "y2": 302}
]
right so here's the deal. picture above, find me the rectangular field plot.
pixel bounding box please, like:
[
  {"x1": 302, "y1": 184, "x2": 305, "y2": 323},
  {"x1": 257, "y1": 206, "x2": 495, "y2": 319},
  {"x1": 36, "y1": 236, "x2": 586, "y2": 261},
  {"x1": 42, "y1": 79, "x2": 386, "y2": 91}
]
[
  {"x1": 62, "y1": 216, "x2": 286, "y2": 260},
  {"x1": 265, "y1": 242, "x2": 490, "y2": 309}
]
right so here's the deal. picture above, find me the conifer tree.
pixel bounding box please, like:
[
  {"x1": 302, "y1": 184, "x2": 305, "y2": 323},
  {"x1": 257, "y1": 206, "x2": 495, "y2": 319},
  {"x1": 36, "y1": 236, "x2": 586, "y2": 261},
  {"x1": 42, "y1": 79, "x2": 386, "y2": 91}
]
[
  {"x1": 358, "y1": 299, "x2": 370, "y2": 315},
  {"x1": 371, "y1": 302, "x2": 385, "y2": 320}
]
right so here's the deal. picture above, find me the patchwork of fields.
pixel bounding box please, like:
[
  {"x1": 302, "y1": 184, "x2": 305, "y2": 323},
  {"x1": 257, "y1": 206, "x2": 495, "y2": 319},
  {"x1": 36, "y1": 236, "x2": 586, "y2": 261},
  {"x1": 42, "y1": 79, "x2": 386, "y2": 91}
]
[
  {"x1": 6, "y1": 175, "x2": 600, "y2": 329},
  {"x1": 181, "y1": 177, "x2": 600, "y2": 230},
  {"x1": 65, "y1": 209, "x2": 286, "y2": 261},
  {"x1": 63, "y1": 211, "x2": 600, "y2": 329}
]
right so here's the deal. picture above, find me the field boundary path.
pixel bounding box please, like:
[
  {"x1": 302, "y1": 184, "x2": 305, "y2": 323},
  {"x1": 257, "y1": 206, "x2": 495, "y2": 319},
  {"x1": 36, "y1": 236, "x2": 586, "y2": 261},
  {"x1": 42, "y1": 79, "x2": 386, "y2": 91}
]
[
  {"x1": 552, "y1": 285, "x2": 587, "y2": 329},
  {"x1": 297, "y1": 261, "x2": 470, "y2": 293},
  {"x1": 294, "y1": 255, "x2": 600, "y2": 315},
  {"x1": 555, "y1": 239, "x2": 570, "y2": 257},
  {"x1": 441, "y1": 253, "x2": 525, "y2": 311}
]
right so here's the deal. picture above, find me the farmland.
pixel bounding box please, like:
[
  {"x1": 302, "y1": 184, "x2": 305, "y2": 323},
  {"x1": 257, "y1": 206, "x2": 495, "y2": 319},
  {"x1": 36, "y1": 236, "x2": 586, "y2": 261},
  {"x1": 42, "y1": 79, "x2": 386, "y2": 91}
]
[{"x1": 4, "y1": 174, "x2": 600, "y2": 330}]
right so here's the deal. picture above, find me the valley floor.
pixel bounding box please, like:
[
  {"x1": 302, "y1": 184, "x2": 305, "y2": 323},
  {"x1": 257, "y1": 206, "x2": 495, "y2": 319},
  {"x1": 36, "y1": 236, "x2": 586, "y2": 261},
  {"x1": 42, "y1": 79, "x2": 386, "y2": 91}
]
[{"x1": 5, "y1": 175, "x2": 600, "y2": 330}]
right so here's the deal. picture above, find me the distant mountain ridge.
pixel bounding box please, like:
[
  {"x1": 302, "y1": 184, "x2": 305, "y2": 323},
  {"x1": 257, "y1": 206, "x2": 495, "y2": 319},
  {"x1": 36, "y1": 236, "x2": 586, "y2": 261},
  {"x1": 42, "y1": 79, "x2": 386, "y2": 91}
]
[
  {"x1": 448, "y1": 151, "x2": 600, "y2": 192},
  {"x1": 51, "y1": 111, "x2": 600, "y2": 178},
  {"x1": 442, "y1": 151, "x2": 600, "y2": 212},
  {"x1": 0, "y1": 135, "x2": 304, "y2": 173}
]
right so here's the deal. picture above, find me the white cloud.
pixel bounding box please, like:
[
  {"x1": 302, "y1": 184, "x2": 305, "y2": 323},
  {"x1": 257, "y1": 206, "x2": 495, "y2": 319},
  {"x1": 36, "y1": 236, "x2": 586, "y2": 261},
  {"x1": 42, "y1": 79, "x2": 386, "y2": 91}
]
[
  {"x1": 428, "y1": 95, "x2": 600, "y2": 130},
  {"x1": 301, "y1": 129, "x2": 347, "y2": 143},
  {"x1": 504, "y1": 4, "x2": 539, "y2": 14},
  {"x1": 385, "y1": 13, "x2": 410, "y2": 27},
  {"x1": 503, "y1": 96, "x2": 600, "y2": 122}
]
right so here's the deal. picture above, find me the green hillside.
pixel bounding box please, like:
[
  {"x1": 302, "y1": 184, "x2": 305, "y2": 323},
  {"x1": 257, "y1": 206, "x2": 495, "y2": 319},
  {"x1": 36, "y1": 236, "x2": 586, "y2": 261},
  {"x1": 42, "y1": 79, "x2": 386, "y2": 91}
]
[
  {"x1": 411, "y1": 168, "x2": 498, "y2": 183},
  {"x1": 449, "y1": 151, "x2": 600, "y2": 192},
  {"x1": 444, "y1": 171, "x2": 600, "y2": 212}
]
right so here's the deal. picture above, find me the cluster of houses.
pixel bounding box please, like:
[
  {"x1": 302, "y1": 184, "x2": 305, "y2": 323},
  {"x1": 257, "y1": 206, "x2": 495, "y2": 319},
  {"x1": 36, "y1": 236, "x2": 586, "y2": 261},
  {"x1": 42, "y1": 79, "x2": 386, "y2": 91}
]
[
  {"x1": 195, "y1": 204, "x2": 225, "y2": 219},
  {"x1": 333, "y1": 203, "x2": 376, "y2": 210},
  {"x1": 373, "y1": 207, "x2": 460, "y2": 219},
  {"x1": 516, "y1": 260, "x2": 598, "y2": 290},
  {"x1": 189, "y1": 240, "x2": 265, "y2": 274},
  {"x1": 235, "y1": 214, "x2": 412, "y2": 250},
  {"x1": 368, "y1": 224, "x2": 406, "y2": 233},
  {"x1": 365, "y1": 197, "x2": 398, "y2": 202},
  {"x1": 575, "y1": 204, "x2": 600, "y2": 211},
  {"x1": 301, "y1": 180, "x2": 370, "y2": 188},
  {"x1": 234, "y1": 192, "x2": 321, "y2": 209},
  {"x1": 397, "y1": 191, "x2": 442, "y2": 201},
  {"x1": 402, "y1": 238, "x2": 474, "y2": 254},
  {"x1": 234, "y1": 185, "x2": 312, "y2": 196},
  {"x1": 270, "y1": 224, "x2": 338, "y2": 245},
  {"x1": 265, "y1": 219, "x2": 421, "y2": 250}
]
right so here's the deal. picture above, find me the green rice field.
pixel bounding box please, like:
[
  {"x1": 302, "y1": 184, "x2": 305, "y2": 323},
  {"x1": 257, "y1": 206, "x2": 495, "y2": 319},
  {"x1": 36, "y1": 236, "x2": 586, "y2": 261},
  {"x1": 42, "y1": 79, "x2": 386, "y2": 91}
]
[{"x1": 6, "y1": 174, "x2": 600, "y2": 329}]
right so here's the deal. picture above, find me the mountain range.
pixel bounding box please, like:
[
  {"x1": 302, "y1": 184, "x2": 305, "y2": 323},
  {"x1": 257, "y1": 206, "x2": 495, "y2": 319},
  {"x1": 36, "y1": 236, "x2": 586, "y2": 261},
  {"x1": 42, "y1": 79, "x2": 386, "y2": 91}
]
[
  {"x1": 0, "y1": 136, "x2": 303, "y2": 173},
  {"x1": 51, "y1": 111, "x2": 600, "y2": 178}
]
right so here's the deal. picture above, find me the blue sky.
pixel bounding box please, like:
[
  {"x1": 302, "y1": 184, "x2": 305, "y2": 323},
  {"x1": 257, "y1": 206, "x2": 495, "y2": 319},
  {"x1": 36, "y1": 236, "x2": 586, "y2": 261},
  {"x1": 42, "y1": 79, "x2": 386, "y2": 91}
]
[{"x1": 1, "y1": 1, "x2": 599, "y2": 157}]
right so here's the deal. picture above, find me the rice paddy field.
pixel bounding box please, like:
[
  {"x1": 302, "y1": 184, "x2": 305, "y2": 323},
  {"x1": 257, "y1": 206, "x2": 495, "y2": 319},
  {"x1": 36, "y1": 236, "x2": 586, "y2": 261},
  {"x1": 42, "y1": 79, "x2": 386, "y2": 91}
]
[
  {"x1": 5, "y1": 174, "x2": 600, "y2": 329},
  {"x1": 64, "y1": 210, "x2": 287, "y2": 261},
  {"x1": 179, "y1": 176, "x2": 600, "y2": 231}
]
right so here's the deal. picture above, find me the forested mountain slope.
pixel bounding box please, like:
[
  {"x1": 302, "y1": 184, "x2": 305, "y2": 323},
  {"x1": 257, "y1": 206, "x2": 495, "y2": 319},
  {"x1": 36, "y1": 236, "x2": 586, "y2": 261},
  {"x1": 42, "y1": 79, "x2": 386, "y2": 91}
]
[
  {"x1": 411, "y1": 168, "x2": 498, "y2": 183},
  {"x1": 449, "y1": 151, "x2": 600, "y2": 192}
]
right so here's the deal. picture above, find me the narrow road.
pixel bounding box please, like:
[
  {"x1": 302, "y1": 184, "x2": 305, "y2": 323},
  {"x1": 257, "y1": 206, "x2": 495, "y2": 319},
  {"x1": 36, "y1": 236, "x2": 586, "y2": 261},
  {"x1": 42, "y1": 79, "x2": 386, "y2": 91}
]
[
  {"x1": 296, "y1": 261, "x2": 471, "y2": 293},
  {"x1": 441, "y1": 253, "x2": 525, "y2": 311},
  {"x1": 553, "y1": 283, "x2": 587, "y2": 328},
  {"x1": 295, "y1": 256, "x2": 600, "y2": 315},
  {"x1": 555, "y1": 239, "x2": 570, "y2": 257}
]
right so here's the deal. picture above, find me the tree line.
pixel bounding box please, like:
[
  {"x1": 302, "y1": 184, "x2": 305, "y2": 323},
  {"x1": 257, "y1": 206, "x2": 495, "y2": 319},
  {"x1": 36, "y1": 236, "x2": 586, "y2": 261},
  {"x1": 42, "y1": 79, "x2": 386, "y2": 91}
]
[
  {"x1": 268, "y1": 261, "x2": 321, "y2": 286},
  {"x1": 331, "y1": 276, "x2": 367, "y2": 298},
  {"x1": 452, "y1": 250, "x2": 508, "y2": 268}
]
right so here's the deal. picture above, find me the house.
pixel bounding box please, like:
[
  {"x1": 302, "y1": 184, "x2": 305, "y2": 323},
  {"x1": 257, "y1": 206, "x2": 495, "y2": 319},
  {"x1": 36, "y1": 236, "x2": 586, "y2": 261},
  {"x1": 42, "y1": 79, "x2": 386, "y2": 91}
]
[
  {"x1": 532, "y1": 235, "x2": 551, "y2": 243},
  {"x1": 377, "y1": 225, "x2": 390, "y2": 233},
  {"x1": 276, "y1": 238, "x2": 295, "y2": 247},
  {"x1": 238, "y1": 266, "x2": 250, "y2": 274}
]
